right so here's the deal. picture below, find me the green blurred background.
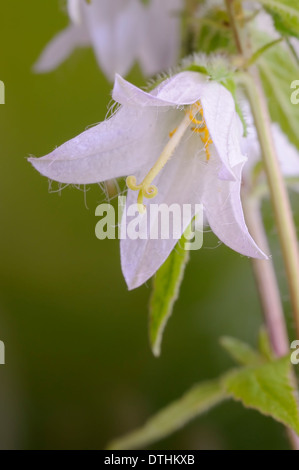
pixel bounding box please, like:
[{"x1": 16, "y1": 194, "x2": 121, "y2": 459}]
[{"x1": 0, "y1": 0, "x2": 295, "y2": 450}]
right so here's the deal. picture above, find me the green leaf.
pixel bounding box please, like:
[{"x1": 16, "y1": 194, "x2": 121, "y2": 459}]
[
  {"x1": 107, "y1": 352, "x2": 299, "y2": 449},
  {"x1": 246, "y1": 38, "x2": 283, "y2": 66},
  {"x1": 285, "y1": 37, "x2": 299, "y2": 66},
  {"x1": 258, "y1": 43, "x2": 299, "y2": 150},
  {"x1": 186, "y1": 64, "x2": 209, "y2": 75},
  {"x1": 149, "y1": 227, "x2": 191, "y2": 357},
  {"x1": 257, "y1": 0, "x2": 299, "y2": 38},
  {"x1": 220, "y1": 336, "x2": 264, "y2": 366},
  {"x1": 107, "y1": 380, "x2": 227, "y2": 450},
  {"x1": 195, "y1": 8, "x2": 235, "y2": 54},
  {"x1": 223, "y1": 356, "x2": 299, "y2": 434}
]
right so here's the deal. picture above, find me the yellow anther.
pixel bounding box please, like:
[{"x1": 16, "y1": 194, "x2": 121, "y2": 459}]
[
  {"x1": 189, "y1": 101, "x2": 204, "y2": 126},
  {"x1": 169, "y1": 127, "x2": 177, "y2": 138},
  {"x1": 191, "y1": 127, "x2": 204, "y2": 133},
  {"x1": 189, "y1": 102, "x2": 213, "y2": 162},
  {"x1": 199, "y1": 130, "x2": 213, "y2": 162},
  {"x1": 206, "y1": 152, "x2": 211, "y2": 161},
  {"x1": 189, "y1": 111, "x2": 203, "y2": 126}
]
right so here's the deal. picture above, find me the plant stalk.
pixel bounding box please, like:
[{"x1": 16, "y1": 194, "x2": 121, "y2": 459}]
[
  {"x1": 243, "y1": 197, "x2": 289, "y2": 357},
  {"x1": 226, "y1": 0, "x2": 299, "y2": 337},
  {"x1": 226, "y1": 0, "x2": 299, "y2": 449},
  {"x1": 243, "y1": 196, "x2": 299, "y2": 450},
  {"x1": 245, "y1": 70, "x2": 299, "y2": 339}
]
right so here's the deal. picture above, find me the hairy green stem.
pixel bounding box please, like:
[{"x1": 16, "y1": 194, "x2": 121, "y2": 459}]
[
  {"x1": 245, "y1": 70, "x2": 299, "y2": 339},
  {"x1": 225, "y1": 0, "x2": 244, "y2": 55},
  {"x1": 226, "y1": 0, "x2": 299, "y2": 348},
  {"x1": 243, "y1": 197, "x2": 289, "y2": 358},
  {"x1": 226, "y1": 0, "x2": 299, "y2": 338},
  {"x1": 225, "y1": 0, "x2": 299, "y2": 373},
  {"x1": 225, "y1": 0, "x2": 299, "y2": 448},
  {"x1": 183, "y1": 0, "x2": 200, "y2": 55}
]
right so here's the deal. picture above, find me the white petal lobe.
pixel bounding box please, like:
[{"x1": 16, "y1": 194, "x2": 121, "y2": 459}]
[{"x1": 34, "y1": 26, "x2": 89, "y2": 73}]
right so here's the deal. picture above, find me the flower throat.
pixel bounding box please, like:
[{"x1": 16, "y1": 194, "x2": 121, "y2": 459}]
[{"x1": 126, "y1": 101, "x2": 213, "y2": 213}]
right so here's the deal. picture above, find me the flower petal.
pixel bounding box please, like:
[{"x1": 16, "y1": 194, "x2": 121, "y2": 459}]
[
  {"x1": 28, "y1": 106, "x2": 179, "y2": 185},
  {"x1": 121, "y1": 129, "x2": 266, "y2": 290},
  {"x1": 67, "y1": 0, "x2": 82, "y2": 25},
  {"x1": 271, "y1": 123, "x2": 299, "y2": 178},
  {"x1": 121, "y1": 133, "x2": 205, "y2": 290},
  {"x1": 113, "y1": 72, "x2": 208, "y2": 107},
  {"x1": 200, "y1": 82, "x2": 246, "y2": 170},
  {"x1": 34, "y1": 25, "x2": 89, "y2": 73},
  {"x1": 82, "y1": 0, "x2": 142, "y2": 80},
  {"x1": 138, "y1": 0, "x2": 183, "y2": 76},
  {"x1": 242, "y1": 101, "x2": 299, "y2": 182},
  {"x1": 203, "y1": 160, "x2": 267, "y2": 259},
  {"x1": 113, "y1": 74, "x2": 241, "y2": 180}
]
